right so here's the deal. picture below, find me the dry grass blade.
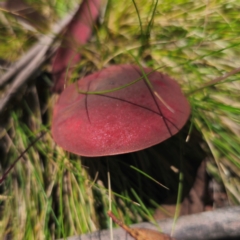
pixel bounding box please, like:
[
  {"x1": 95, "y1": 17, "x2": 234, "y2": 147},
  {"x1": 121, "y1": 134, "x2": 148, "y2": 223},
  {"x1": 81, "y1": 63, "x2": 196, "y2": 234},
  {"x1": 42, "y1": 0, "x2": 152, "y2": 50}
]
[{"x1": 187, "y1": 66, "x2": 240, "y2": 96}]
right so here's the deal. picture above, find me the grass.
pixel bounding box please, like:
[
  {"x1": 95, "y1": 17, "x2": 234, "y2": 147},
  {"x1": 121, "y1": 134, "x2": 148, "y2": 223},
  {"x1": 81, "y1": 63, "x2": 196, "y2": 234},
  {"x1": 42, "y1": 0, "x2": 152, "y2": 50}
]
[{"x1": 0, "y1": 0, "x2": 240, "y2": 239}]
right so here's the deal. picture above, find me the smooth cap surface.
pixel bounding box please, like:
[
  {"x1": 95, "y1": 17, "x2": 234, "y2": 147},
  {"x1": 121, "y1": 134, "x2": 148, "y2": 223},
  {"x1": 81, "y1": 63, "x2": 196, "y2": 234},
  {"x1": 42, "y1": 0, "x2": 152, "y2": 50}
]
[{"x1": 52, "y1": 64, "x2": 190, "y2": 156}]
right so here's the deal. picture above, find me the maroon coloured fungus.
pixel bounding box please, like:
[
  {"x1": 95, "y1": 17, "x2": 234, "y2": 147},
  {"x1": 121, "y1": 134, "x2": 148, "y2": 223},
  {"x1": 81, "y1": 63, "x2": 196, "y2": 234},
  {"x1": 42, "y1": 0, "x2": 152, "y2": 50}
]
[
  {"x1": 51, "y1": 64, "x2": 190, "y2": 157},
  {"x1": 52, "y1": 0, "x2": 101, "y2": 93}
]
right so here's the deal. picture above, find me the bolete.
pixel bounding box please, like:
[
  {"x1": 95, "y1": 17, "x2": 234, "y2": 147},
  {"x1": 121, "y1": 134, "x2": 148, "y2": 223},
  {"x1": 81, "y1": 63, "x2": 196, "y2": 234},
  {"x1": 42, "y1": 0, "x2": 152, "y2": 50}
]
[{"x1": 52, "y1": 64, "x2": 190, "y2": 157}]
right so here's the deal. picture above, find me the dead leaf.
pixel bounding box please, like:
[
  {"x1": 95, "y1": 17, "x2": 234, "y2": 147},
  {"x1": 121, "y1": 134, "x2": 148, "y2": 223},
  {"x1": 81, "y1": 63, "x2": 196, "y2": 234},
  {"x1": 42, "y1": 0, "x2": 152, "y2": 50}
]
[{"x1": 108, "y1": 211, "x2": 174, "y2": 240}]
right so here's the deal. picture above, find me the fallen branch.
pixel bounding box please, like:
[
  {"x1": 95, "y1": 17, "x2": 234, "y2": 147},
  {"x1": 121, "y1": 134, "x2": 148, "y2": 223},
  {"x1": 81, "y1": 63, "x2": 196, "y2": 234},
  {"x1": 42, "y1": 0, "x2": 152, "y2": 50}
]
[
  {"x1": 0, "y1": 7, "x2": 78, "y2": 115},
  {"x1": 59, "y1": 206, "x2": 240, "y2": 240}
]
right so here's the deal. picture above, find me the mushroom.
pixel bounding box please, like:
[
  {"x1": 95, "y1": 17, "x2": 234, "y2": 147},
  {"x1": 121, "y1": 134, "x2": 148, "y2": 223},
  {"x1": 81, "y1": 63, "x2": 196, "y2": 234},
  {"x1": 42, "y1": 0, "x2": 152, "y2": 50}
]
[
  {"x1": 51, "y1": 64, "x2": 190, "y2": 157},
  {"x1": 52, "y1": 0, "x2": 101, "y2": 93}
]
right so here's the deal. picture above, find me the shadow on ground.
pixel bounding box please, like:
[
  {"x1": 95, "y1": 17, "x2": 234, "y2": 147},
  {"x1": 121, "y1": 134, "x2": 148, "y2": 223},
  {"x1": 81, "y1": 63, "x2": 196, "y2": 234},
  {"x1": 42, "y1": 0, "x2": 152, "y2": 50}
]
[{"x1": 82, "y1": 123, "x2": 212, "y2": 226}]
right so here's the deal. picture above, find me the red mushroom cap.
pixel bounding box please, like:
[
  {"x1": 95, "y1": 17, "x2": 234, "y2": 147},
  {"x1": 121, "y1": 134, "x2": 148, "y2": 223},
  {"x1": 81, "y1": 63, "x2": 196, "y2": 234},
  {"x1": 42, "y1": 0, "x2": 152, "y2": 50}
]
[{"x1": 52, "y1": 64, "x2": 190, "y2": 157}]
